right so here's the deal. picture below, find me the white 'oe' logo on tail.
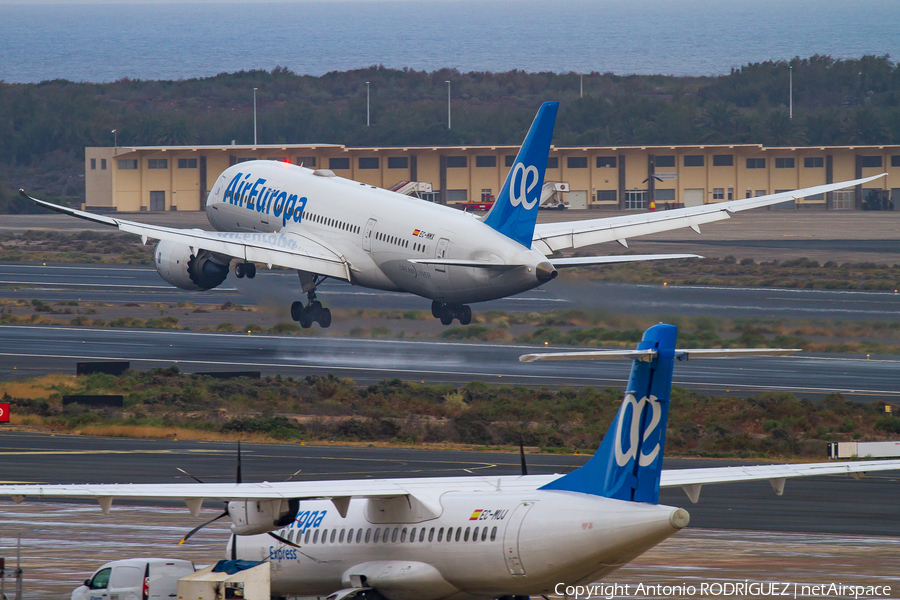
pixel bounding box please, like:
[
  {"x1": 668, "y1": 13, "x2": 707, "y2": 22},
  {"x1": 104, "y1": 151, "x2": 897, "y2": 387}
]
[
  {"x1": 509, "y1": 163, "x2": 540, "y2": 210},
  {"x1": 614, "y1": 394, "x2": 661, "y2": 467}
]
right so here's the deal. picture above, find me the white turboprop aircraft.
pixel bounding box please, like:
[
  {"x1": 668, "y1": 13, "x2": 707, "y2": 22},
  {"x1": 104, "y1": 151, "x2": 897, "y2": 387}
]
[
  {"x1": 3, "y1": 324, "x2": 899, "y2": 600},
  {"x1": 22, "y1": 103, "x2": 886, "y2": 328}
]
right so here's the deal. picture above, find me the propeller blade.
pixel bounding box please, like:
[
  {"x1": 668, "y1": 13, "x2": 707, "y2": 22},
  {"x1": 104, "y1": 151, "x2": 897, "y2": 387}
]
[
  {"x1": 236, "y1": 440, "x2": 242, "y2": 484},
  {"x1": 231, "y1": 533, "x2": 237, "y2": 560},
  {"x1": 176, "y1": 467, "x2": 204, "y2": 483},
  {"x1": 268, "y1": 531, "x2": 302, "y2": 549},
  {"x1": 178, "y1": 510, "x2": 228, "y2": 546},
  {"x1": 519, "y1": 433, "x2": 528, "y2": 476}
]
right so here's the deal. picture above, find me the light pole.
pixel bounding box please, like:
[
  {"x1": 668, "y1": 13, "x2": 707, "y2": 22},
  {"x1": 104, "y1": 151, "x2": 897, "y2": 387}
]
[
  {"x1": 788, "y1": 66, "x2": 793, "y2": 120},
  {"x1": 111, "y1": 129, "x2": 117, "y2": 150},
  {"x1": 580, "y1": 73, "x2": 583, "y2": 98},
  {"x1": 445, "y1": 80, "x2": 451, "y2": 129},
  {"x1": 253, "y1": 87, "x2": 258, "y2": 145},
  {"x1": 366, "y1": 81, "x2": 370, "y2": 126}
]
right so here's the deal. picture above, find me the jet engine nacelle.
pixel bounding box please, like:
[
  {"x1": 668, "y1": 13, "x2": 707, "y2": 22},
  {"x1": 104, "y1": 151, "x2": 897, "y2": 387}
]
[
  {"x1": 228, "y1": 498, "x2": 299, "y2": 536},
  {"x1": 154, "y1": 240, "x2": 229, "y2": 291}
]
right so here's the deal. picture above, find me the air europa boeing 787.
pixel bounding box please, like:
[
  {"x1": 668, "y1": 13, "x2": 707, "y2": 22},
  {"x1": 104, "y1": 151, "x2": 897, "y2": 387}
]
[{"x1": 22, "y1": 102, "x2": 885, "y2": 328}]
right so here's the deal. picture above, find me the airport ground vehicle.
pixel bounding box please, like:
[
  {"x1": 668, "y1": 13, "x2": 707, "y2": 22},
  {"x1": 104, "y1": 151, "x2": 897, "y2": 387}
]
[{"x1": 71, "y1": 559, "x2": 194, "y2": 600}]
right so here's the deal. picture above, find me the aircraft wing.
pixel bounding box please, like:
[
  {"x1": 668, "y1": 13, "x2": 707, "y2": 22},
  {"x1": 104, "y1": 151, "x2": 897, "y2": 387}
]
[
  {"x1": 660, "y1": 459, "x2": 900, "y2": 503},
  {"x1": 20, "y1": 191, "x2": 351, "y2": 281},
  {"x1": 1, "y1": 460, "x2": 898, "y2": 512},
  {"x1": 550, "y1": 253, "x2": 702, "y2": 267},
  {"x1": 532, "y1": 174, "x2": 887, "y2": 254}
]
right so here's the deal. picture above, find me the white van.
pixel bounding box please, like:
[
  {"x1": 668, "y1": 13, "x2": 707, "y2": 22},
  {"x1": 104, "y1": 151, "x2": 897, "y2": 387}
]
[{"x1": 72, "y1": 558, "x2": 195, "y2": 600}]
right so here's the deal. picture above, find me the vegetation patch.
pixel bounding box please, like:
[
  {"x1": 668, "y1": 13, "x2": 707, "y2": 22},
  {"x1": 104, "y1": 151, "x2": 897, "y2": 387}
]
[{"x1": 4, "y1": 369, "x2": 899, "y2": 459}]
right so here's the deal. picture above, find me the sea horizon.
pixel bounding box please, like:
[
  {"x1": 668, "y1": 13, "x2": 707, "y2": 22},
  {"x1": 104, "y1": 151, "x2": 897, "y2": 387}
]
[{"x1": 1, "y1": 0, "x2": 898, "y2": 84}]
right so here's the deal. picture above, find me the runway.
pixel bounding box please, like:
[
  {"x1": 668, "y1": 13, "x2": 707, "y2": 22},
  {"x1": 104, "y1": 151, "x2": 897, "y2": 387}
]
[
  {"x1": 1, "y1": 324, "x2": 899, "y2": 399},
  {"x1": 5, "y1": 261, "x2": 900, "y2": 321},
  {"x1": 1, "y1": 432, "x2": 898, "y2": 537}
]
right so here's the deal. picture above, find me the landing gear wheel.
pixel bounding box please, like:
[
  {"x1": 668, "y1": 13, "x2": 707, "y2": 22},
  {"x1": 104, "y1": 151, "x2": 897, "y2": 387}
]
[
  {"x1": 299, "y1": 310, "x2": 314, "y2": 329},
  {"x1": 440, "y1": 308, "x2": 454, "y2": 326},
  {"x1": 310, "y1": 300, "x2": 323, "y2": 312},
  {"x1": 318, "y1": 308, "x2": 332, "y2": 328},
  {"x1": 459, "y1": 305, "x2": 472, "y2": 325},
  {"x1": 431, "y1": 300, "x2": 442, "y2": 319},
  {"x1": 234, "y1": 262, "x2": 246, "y2": 278},
  {"x1": 245, "y1": 263, "x2": 256, "y2": 278},
  {"x1": 290, "y1": 301, "x2": 303, "y2": 322}
]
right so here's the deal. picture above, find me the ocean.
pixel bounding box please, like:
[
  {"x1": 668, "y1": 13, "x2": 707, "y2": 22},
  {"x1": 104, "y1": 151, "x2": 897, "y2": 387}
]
[{"x1": 1, "y1": 0, "x2": 898, "y2": 83}]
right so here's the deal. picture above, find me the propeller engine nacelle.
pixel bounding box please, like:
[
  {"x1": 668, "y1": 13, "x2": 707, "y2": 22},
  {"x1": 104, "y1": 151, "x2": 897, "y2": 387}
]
[
  {"x1": 228, "y1": 498, "x2": 299, "y2": 536},
  {"x1": 154, "y1": 240, "x2": 229, "y2": 291}
]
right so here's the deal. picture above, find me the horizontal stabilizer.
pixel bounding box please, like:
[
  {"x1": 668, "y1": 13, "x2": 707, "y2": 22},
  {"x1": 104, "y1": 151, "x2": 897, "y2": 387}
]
[
  {"x1": 520, "y1": 347, "x2": 801, "y2": 363},
  {"x1": 551, "y1": 253, "x2": 702, "y2": 267}
]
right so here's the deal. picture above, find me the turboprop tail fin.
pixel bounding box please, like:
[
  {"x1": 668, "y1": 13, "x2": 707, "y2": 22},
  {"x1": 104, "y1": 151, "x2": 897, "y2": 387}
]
[{"x1": 538, "y1": 324, "x2": 676, "y2": 503}]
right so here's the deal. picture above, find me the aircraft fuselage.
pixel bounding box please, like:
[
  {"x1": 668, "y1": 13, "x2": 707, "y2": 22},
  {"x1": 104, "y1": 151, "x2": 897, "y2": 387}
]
[
  {"x1": 231, "y1": 487, "x2": 685, "y2": 599},
  {"x1": 206, "y1": 161, "x2": 553, "y2": 304}
]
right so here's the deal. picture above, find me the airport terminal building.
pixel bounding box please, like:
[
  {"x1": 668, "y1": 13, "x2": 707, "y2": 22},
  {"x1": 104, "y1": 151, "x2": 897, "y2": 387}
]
[{"x1": 84, "y1": 143, "x2": 900, "y2": 212}]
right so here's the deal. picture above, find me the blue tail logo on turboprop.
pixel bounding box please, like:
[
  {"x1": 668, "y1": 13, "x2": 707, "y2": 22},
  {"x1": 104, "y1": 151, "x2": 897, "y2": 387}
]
[
  {"x1": 539, "y1": 323, "x2": 676, "y2": 504},
  {"x1": 483, "y1": 101, "x2": 558, "y2": 248}
]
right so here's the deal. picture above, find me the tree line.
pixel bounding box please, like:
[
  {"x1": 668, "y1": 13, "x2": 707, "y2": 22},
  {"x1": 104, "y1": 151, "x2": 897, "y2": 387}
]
[{"x1": 1, "y1": 55, "x2": 899, "y2": 211}]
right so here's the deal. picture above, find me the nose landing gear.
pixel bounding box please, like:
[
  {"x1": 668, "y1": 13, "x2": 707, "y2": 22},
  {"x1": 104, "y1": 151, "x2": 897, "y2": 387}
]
[
  {"x1": 291, "y1": 290, "x2": 331, "y2": 329},
  {"x1": 432, "y1": 300, "x2": 472, "y2": 326}
]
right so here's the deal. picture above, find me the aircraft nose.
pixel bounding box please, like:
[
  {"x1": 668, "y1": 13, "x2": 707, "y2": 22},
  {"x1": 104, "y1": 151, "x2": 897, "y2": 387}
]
[{"x1": 535, "y1": 261, "x2": 558, "y2": 283}]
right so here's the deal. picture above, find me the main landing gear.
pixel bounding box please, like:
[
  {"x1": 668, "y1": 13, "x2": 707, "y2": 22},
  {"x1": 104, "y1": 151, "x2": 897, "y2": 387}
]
[
  {"x1": 432, "y1": 300, "x2": 472, "y2": 326},
  {"x1": 292, "y1": 289, "x2": 331, "y2": 329},
  {"x1": 233, "y1": 262, "x2": 256, "y2": 278}
]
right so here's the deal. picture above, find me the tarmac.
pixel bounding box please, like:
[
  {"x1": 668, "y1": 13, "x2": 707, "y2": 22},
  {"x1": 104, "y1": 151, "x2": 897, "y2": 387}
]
[{"x1": 0, "y1": 432, "x2": 898, "y2": 599}]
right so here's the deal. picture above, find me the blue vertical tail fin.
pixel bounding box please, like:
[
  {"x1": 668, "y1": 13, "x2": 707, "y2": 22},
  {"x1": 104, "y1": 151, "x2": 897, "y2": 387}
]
[
  {"x1": 482, "y1": 101, "x2": 558, "y2": 248},
  {"x1": 539, "y1": 324, "x2": 677, "y2": 504}
]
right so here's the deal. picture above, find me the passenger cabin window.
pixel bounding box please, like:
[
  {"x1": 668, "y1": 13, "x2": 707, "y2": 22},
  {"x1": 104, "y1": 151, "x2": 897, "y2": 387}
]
[{"x1": 490, "y1": 526, "x2": 498, "y2": 541}]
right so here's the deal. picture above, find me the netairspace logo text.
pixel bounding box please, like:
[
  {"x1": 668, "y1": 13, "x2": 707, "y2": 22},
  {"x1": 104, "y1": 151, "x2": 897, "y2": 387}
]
[{"x1": 554, "y1": 581, "x2": 893, "y2": 599}]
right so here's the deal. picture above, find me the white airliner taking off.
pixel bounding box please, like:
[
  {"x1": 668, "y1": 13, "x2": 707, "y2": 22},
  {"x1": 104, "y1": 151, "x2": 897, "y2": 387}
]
[
  {"x1": 22, "y1": 103, "x2": 886, "y2": 328},
  {"x1": 3, "y1": 326, "x2": 899, "y2": 600}
]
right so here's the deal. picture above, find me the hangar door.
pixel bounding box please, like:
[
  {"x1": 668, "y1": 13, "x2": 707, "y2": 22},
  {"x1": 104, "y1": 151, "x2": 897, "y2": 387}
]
[{"x1": 683, "y1": 189, "x2": 704, "y2": 207}]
